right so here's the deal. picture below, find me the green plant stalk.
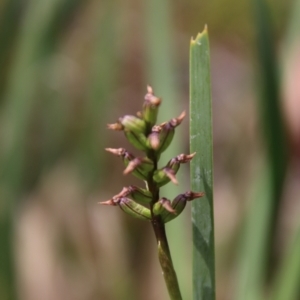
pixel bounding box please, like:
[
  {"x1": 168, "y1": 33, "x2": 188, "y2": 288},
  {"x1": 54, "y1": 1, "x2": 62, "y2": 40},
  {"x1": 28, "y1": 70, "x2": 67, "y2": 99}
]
[
  {"x1": 190, "y1": 27, "x2": 215, "y2": 300},
  {"x1": 152, "y1": 218, "x2": 182, "y2": 300},
  {"x1": 271, "y1": 224, "x2": 300, "y2": 300},
  {"x1": 147, "y1": 151, "x2": 182, "y2": 300},
  {"x1": 144, "y1": 0, "x2": 190, "y2": 297}
]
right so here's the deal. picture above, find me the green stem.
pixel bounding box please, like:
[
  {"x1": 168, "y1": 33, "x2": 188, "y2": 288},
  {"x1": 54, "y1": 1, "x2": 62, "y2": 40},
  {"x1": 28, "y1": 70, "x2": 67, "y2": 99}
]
[
  {"x1": 151, "y1": 217, "x2": 182, "y2": 300},
  {"x1": 147, "y1": 150, "x2": 182, "y2": 300}
]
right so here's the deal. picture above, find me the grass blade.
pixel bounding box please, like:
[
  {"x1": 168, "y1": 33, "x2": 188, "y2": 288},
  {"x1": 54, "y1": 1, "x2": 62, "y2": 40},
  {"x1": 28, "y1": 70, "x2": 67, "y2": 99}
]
[
  {"x1": 190, "y1": 27, "x2": 215, "y2": 300},
  {"x1": 271, "y1": 1, "x2": 300, "y2": 299},
  {"x1": 234, "y1": 0, "x2": 288, "y2": 299},
  {"x1": 234, "y1": 165, "x2": 273, "y2": 300},
  {"x1": 271, "y1": 225, "x2": 300, "y2": 300}
]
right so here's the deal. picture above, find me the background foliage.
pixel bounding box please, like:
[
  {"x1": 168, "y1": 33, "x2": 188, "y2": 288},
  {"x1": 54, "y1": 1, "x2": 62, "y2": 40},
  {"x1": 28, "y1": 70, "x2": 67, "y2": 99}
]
[{"x1": 0, "y1": 0, "x2": 299, "y2": 299}]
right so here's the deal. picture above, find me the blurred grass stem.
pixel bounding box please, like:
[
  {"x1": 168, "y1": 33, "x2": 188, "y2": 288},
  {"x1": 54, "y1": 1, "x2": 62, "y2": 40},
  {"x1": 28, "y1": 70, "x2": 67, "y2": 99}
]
[
  {"x1": 0, "y1": 1, "x2": 81, "y2": 299},
  {"x1": 235, "y1": 0, "x2": 288, "y2": 299}
]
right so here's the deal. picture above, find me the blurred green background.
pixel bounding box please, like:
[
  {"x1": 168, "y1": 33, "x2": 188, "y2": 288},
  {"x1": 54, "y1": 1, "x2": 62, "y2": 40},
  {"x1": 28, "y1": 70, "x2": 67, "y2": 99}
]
[{"x1": 0, "y1": 0, "x2": 299, "y2": 299}]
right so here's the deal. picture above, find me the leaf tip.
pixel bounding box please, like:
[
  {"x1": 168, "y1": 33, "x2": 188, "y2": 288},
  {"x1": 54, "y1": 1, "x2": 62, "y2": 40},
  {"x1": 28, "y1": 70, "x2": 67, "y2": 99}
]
[{"x1": 191, "y1": 25, "x2": 209, "y2": 45}]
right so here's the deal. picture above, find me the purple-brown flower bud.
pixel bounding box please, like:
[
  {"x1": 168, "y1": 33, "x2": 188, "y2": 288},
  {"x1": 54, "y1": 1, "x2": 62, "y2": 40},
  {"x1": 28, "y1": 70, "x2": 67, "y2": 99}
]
[
  {"x1": 148, "y1": 126, "x2": 161, "y2": 150},
  {"x1": 105, "y1": 147, "x2": 126, "y2": 156},
  {"x1": 105, "y1": 148, "x2": 153, "y2": 180},
  {"x1": 183, "y1": 191, "x2": 205, "y2": 201},
  {"x1": 148, "y1": 111, "x2": 186, "y2": 153},
  {"x1": 153, "y1": 153, "x2": 196, "y2": 187},
  {"x1": 167, "y1": 152, "x2": 196, "y2": 170},
  {"x1": 160, "y1": 191, "x2": 204, "y2": 223},
  {"x1": 123, "y1": 157, "x2": 154, "y2": 177},
  {"x1": 153, "y1": 167, "x2": 178, "y2": 187},
  {"x1": 153, "y1": 197, "x2": 176, "y2": 215},
  {"x1": 142, "y1": 85, "x2": 161, "y2": 126}
]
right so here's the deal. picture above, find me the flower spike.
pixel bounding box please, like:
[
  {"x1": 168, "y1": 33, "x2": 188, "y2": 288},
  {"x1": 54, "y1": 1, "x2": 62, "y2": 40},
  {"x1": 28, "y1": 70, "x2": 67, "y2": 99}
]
[{"x1": 102, "y1": 86, "x2": 204, "y2": 299}]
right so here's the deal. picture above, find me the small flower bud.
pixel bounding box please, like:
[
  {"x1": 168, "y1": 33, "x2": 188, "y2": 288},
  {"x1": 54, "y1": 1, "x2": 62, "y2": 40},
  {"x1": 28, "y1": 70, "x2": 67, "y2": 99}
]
[
  {"x1": 107, "y1": 116, "x2": 149, "y2": 151},
  {"x1": 167, "y1": 152, "x2": 196, "y2": 172},
  {"x1": 148, "y1": 126, "x2": 161, "y2": 150},
  {"x1": 171, "y1": 152, "x2": 196, "y2": 164},
  {"x1": 123, "y1": 158, "x2": 143, "y2": 175},
  {"x1": 105, "y1": 147, "x2": 126, "y2": 156},
  {"x1": 117, "y1": 197, "x2": 151, "y2": 220},
  {"x1": 123, "y1": 157, "x2": 154, "y2": 179},
  {"x1": 124, "y1": 130, "x2": 149, "y2": 151},
  {"x1": 142, "y1": 85, "x2": 161, "y2": 126},
  {"x1": 99, "y1": 187, "x2": 131, "y2": 206},
  {"x1": 148, "y1": 111, "x2": 186, "y2": 153},
  {"x1": 153, "y1": 167, "x2": 178, "y2": 187},
  {"x1": 113, "y1": 187, "x2": 131, "y2": 198},
  {"x1": 153, "y1": 197, "x2": 176, "y2": 215},
  {"x1": 153, "y1": 153, "x2": 196, "y2": 186},
  {"x1": 105, "y1": 148, "x2": 154, "y2": 180},
  {"x1": 169, "y1": 111, "x2": 186, "y2": 127},
  {"x1": 128, "y1": 185, "x2": 153, "y2": 205},
  {"x1": 184, "y1": 191, "x2": 205, "y2": 201},
  {"x1": 119, "y1": 115, "x2": 147, "y2": 134},
  {"x1": 161, "y1": 191, "x2": 204, "y2": 223}
]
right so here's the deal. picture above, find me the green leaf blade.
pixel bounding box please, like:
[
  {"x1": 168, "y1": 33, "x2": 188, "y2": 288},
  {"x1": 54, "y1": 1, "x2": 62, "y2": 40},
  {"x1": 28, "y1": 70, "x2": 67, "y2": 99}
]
[{"x1": 190, "y1": 27, "x2": 215, "y2": 300}]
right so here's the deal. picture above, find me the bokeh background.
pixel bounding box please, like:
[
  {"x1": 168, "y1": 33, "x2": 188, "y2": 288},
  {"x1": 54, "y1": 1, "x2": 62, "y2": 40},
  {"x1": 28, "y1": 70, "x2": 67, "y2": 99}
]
[{"x1": 0, "y1": 0, "x2": 299, "y2": 299}]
